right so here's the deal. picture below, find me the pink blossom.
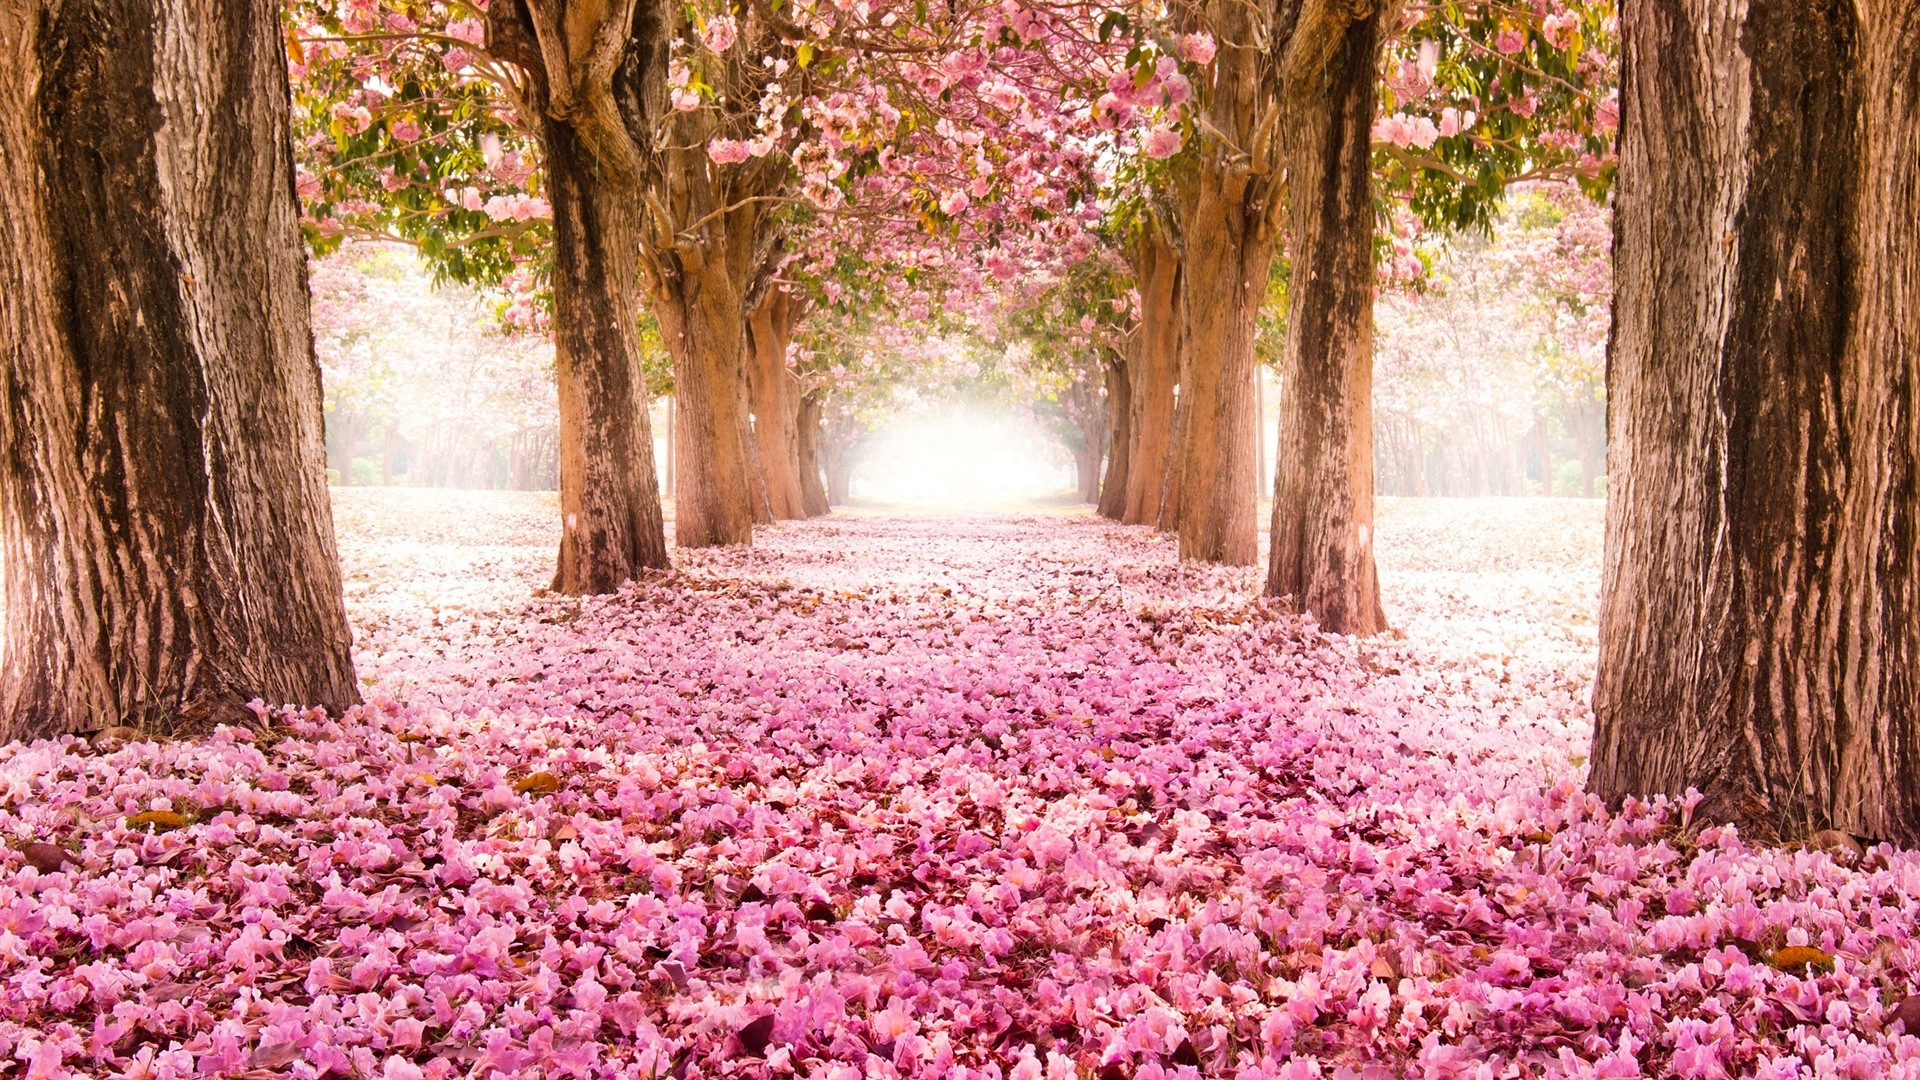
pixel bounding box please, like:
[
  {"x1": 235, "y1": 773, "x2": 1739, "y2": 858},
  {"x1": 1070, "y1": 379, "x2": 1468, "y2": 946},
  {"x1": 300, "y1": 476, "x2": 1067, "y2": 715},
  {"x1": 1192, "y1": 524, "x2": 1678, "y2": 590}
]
[
  {"x1": 1141, "y1": 125, "x2": 1183, "y2": 159},
  {"x1": 331, "y1": 102, "x2": 373, "y2": 134},
  {"x1": 700, "y1": 15, "x2": 738, "y2": 54},
  {"x1": 1179, "y1": 32, "x2": 1217, "y2": 65},
  {"x1": 707, "y1": 138, "x2": 751, "y2": 164},
  {"x1": 1595, "y1": 91, "x2": 1620, "y2": 134},
  {"x1": 1543, "y1": 11, "x2": 1581, "y2": 49}
]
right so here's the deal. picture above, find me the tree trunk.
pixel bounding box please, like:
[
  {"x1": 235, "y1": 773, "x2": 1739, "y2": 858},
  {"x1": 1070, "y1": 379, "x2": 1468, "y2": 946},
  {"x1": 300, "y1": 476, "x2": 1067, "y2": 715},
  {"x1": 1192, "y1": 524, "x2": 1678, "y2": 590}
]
[
  {"x1": 1591, "y1": 0, "x2": 1920, "y2": 843},
  {"x1": 1158, "y1": 382, "x2": 1185, "y2": 531},
  {"x1": 327, "y1": 410, "x2": 363, "y2": 485},
  {"x1": 826, "y1": 460, "x2": 853, "y2": 506},
  {"x1": 1171, "y1": 5, "x2": 1271, "y2": 566},
  {"x1": 664, "y1": 395, "x2": 676, "y2": 497},
  {"x1": 795, "y1": 390, "x2": 830, "y2": 516},
  {"x1": 1174, "y1": 167, "x2": 1268, "y2": 565},
  {"x1": 746, "y1": 288, "x2": 808, "y2": 519},
  {"x1": 1265, "y1": 10, "x2": 1388, "y2": 635},
  {"x1": 1098, "y1": 354, "x2": 1133, "y2": 519},
  {"x1": 654, "y1": 260, "x2": 757, "y2": 548},
  {"x1": 0, "y1": 0, "x2": 358, "y2": 739},
  {"x1": 1067, "y1": 366, "x2": 1109, "y2": 505},
  {"x1": 1410, "y1": 419, "x2": 1428, "y2": 497},
  {"x1": 1531, "y1": 416, "x2": 1552, "y2": 496},
  {"x1": 1074, "y1": 448, "x2": 1101, "y2": 502},
  {"x1": 1568, "y1": 399, "x2": 1605, "y2": 498},
  {"x1": 1125, "y1": 221, "x2": 1182, "y2": 527},
  {"x1": 541, "y1": 119, "x2": 670, "y2": 593}
]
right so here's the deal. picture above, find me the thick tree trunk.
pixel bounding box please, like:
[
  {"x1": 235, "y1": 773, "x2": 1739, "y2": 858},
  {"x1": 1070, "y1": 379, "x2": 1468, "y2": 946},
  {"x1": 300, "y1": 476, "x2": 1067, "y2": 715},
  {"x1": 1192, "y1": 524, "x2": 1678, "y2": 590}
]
[
  {"x1": 1171, "y1": 0, "x2": 1274, "y2": 566},
  {"x1": 795, "y1": 390, "x2": 830, "y2": 516},
  {"x1": 541, "y1": 121, "x2": 669, "y2": 592},
  {"x1": 654, "y1": 260, "x2": 757, "y2": 548},
  {"x1": 1265, "y1": 10, "x2": 1388, "y2": 635},
  {"x1": 0, "y1": 0, "x2": 358, "y2": 739},
  {"x1": 746, "y1": 289, "x2": 808, "y2": 519},
  {"x1": 1591, "y1": 0, "x2": 1920, "y2": 843},
  {"x1": 1125, "y1": 226, "x2": 1182, "y2": 527},
  {"x1": 1098, "y1": 355, "x2": 1133, "y2": 519},
  {"x1": 1173, "y1": 165, "x2": 1268, "y2": 565}
]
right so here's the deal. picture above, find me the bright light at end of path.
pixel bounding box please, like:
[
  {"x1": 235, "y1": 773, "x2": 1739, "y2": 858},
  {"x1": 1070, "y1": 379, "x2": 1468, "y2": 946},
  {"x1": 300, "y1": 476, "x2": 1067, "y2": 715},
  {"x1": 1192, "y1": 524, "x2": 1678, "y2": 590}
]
[{"x1": 854, "y1": 406, "x2": 1073, "y2": 508}]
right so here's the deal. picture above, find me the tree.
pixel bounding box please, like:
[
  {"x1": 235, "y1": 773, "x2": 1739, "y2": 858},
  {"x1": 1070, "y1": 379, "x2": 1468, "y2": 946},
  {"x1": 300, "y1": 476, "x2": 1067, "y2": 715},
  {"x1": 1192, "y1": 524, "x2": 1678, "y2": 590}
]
[
  {"x1": 1590, "y1": 0, "x2": 1920, "y2": 843},
  {"x1": 289, "y1": 2, "x2": 668, "y2": 591},
  {"x1": 1265, "y1": 6, "x2": 1391, "y2": 631},
  {"x1": 481, "y1": 1, "x2": 674, "y2": 587},
  {"x1": 745, "y1": 284, "x2": 813, "y2": 519},
  {"x1": 1122, "y1": 213, "x2": 1182, "y2": 528},
  {"x1": 0, "y1": 0, "x2": 359, "y2": 739}
]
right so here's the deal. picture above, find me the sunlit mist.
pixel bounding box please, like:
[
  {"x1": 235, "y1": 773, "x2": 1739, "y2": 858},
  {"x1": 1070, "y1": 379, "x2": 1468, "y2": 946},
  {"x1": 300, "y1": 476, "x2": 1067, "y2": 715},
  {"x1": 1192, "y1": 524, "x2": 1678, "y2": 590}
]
[{"x1": 851, "y1": 404, "x2": 1074, "y2": 507}]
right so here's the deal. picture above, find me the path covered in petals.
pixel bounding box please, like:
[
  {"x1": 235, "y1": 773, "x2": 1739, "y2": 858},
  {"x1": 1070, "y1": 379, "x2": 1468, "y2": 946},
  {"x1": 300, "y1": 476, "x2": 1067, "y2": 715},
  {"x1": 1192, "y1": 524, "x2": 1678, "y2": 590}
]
[{"x1": 7, "y1": 495, "x2": 1919, "y2": 1078}]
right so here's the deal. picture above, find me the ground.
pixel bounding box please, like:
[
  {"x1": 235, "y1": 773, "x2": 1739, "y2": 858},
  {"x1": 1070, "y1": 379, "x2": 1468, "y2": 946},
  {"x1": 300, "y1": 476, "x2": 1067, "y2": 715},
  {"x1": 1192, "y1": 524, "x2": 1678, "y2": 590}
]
[{"x1": 4, "y1": 493, "x2": 1917, "y2": 1079}]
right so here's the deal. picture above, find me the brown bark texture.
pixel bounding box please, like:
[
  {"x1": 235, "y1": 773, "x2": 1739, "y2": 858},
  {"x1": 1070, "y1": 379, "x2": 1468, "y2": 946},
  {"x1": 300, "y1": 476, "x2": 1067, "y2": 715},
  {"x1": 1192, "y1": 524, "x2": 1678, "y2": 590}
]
[
  {"x1": 1591, "y1": 0, "x2": 1920, "y2": 843},
  {"x1": 0, "y1": 0, "x2": 359, "y2": 739},
  {"x1": 488, "y1": 0, "x2": 783, "y2": 552},
  {"x1": 1265, "y1": 7, "x2": 1389, "y2": 635},
  {"x1": 655, "y1": 255, "x2": 759, "y2": 545},
  {"x1": 1169, "y1": 0, "x2": 1271, "y2": 564},
  {"x1": 746, "y1": 288, "x2": 809, "y2": 520},
  {"x1": 485, "y1": 0, "x2": 669, "y2": 592},
  {"x1": 542, "y1": 118, "x2": 671, "y2": 590},
  {"x1": 1125, "y1": 221, "x2": 1183, "y2": 527},
  {"x1": 795, "y1": 390, "x2": 830, "y2": 516},
  {"x1": 1098, "y1": 352, "x2": 1133, "y2": 519}
]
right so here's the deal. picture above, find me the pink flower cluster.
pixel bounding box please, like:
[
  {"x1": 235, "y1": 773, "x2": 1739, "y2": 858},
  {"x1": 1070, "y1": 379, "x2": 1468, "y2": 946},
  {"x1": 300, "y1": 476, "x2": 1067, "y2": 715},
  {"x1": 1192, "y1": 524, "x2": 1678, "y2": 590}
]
[
  {"x1": 480, "y1": 194, "x2": 551, "y2": 223},
  {"x1": 4, "y1": 494, "x2": 1920, "y2": 1079}
]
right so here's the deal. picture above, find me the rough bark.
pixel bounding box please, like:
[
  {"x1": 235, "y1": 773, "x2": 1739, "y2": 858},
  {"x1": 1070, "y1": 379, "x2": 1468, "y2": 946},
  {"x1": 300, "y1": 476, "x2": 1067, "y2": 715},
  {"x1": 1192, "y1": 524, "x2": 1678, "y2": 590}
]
[
  {"x1": 0, "y1": 0, "x2": 358, "y2": 739},
  {"x1": 487, "y1": 0, "x2": 779, "y2": 552},
  {"x1": 1125, "y1": 222, "x2": 1183, "y2": 527},
  {"x1": 485, "y1": 0, "x2": 669, "y2": 591},
  {"x1": 795, "y1": 389, "x2": 830, "y2": 517},
  {"x1": 1172, "y1": 124, "x2": 1267, "y2": 564},
  {"x1": 746, "y1": 288, "x2": 808, "y2": 520},
  {"x1": 543, "y1": 118, "x2": 670, "y2": 591},
  {"x1": 1591, "y1": 0, "x2": 1920, "y2": 843},
  {"x1": 1265, "y1": 7, "x2": 1389, "y2": 635},
  {"x1": 1098, "y1": 353, "x2": 1133, "y2": 519},
  {"x1": 653, "y1": 258, "x2": 758, "y2": 546}
]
